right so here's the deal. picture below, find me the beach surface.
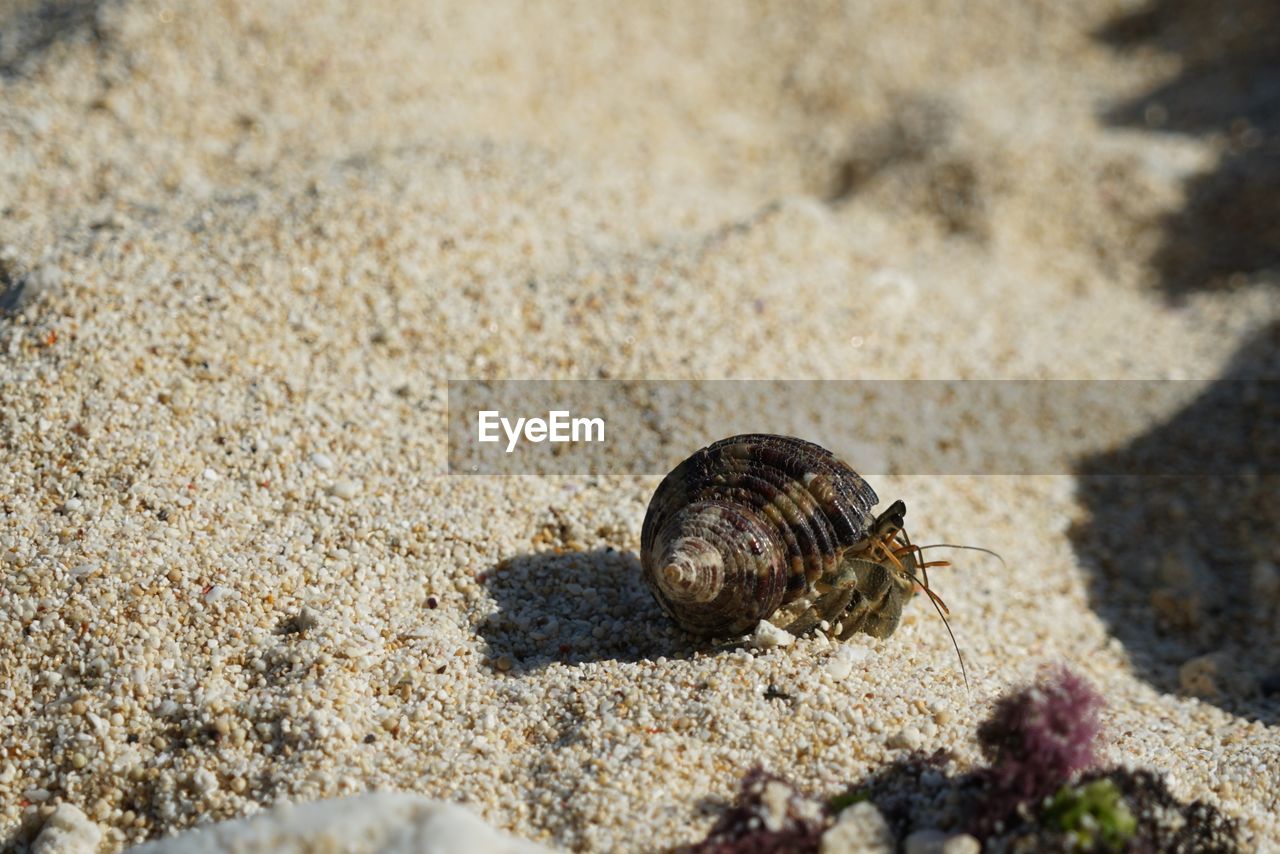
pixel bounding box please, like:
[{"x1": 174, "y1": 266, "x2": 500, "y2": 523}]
[{"x1": 1, "y1": 1, "x2": 1277, "y2": 850}]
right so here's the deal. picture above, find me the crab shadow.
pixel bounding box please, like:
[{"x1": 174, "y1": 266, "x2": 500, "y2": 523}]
[
  {"x1": 1069, "y1": 0, "x2": 1280, "y2": 724},
  {"x1": 475, "y1": 547, "x2": 697, "y2": 673}
]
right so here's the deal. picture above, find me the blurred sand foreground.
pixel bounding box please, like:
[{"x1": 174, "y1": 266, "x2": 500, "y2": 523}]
[{"x1": 1, "y1": 1, "x2": 1277, "y2": 850}]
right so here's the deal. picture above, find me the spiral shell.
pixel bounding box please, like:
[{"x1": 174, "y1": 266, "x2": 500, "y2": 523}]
[{"x1": 640, "y1": 433, "x2": 884, "y2": 637}]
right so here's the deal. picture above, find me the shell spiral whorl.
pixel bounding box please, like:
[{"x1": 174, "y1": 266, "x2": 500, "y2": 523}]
[{"x1": 641, "y1": 434, "x2": 880, "y2": 637}]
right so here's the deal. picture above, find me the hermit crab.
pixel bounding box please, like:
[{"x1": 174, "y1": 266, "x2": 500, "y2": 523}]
[{"x1": 641, "y1": 434, "x2": 990, "y2": 676}]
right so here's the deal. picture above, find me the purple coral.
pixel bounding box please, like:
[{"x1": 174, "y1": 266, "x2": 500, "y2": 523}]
[
  {"x1": 977, "y1": 665, "x2": 1103, "y2": 816},
  {"x1": 677, "y1": 768, "x2": 826, "y2": 854}
]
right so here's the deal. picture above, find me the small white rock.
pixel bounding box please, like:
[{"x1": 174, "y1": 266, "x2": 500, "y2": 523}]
[
  {"x1": 750, "y1": 620, "x2": 795, "y2": 649},
  {"x1": 759, "y1": 780, "x2": 793, "y2": 832},
  {"x1": 887, "y1": 725, "x2": 922, "y2": 751},
  {"x1": 128, "y1": 792, "x2": 549, "y2": 853},
  {"x1": 821, "y1": 801, "x2": 893, "y2": 854},
  {"x1": 328, "y1": 479, "x2": 361, "y2": 500},
  {"x1": 1179, "y1": 653, "x2": 1221, "y2": 699},
  {"x1": 191, "y1": 767, "x2": 220, "y2": 797},
  {"x1": 203, "y1": 468, "x2": 220, "y2": 481},
  {"x1": 826, "y1": 644, "x2": 870, "y2": 680},
  {"x1": 943, "y1": 833, "x2": 981, "y2": 854},
  {"x1": 203, "y1": 585, "x2": 233, "y2": 603},
  {"x1": 310, "y1": 452, "x2": 334, "y2": 470},
  {"x1": 32, "y1": 803, "x2": 102, "y2": 854}
]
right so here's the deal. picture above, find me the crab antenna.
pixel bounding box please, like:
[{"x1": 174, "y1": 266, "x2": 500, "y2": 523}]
[
  {"x1": 903, "y1": 565, "x2": 970, "y2": 692},
  {"x1": 898, "y1": 527, "x2": 932, "y2": 592},
  {"x1": 913, "y1": 542, "x2": 1007, "y2": 568}
]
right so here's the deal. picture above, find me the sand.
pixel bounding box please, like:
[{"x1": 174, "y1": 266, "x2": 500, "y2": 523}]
[{"x1": 1, "y1": 0, "x2": 1277, "y2": 850}]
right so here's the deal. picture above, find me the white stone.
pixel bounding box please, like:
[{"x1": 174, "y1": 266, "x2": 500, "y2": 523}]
[
  {"x1": 1179, "y1": 653, "x2": 1220, "y2": 699},
  {"x1": 32, "y1": 803, "x2": 101, "y2": 854},
  {"x1": 887, "y1": 725, "x2": 922, "y2": 751},
  {"x1": 759, "y1": 780, "x2": 793, "y2": 832},
  {"x1": 826, "y1": 644, "x2": 870, "y2": 680},
  {"x1": 329, "y1": 479, "x2": 361, "y2": 500},
  {"x1": 821, "y1": 801, "x2": 893, "y2": 854},
  {"x1": 826, "y1": 655, "x2": 853, "y2": 680},
  {"x1": 943, "y1": 834, "x2": 980, "y2": 854},
  {"x1": 203, "y1": 585, "x2": 233, "y2": 603},
  {"x1": 128, "y1": 792, "x2": 549, "y2": 853},
  {"x1": 750, "y1": 620, "x2": 794, "y2": 649}
]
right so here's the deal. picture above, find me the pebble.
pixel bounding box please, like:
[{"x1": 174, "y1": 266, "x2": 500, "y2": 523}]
[
  {"x1": 1179, "y1": 654, "x2": 1221, "y2": 699},
  {"x1": 328, "y1": 479, "x2": 361, "y2": 500},
  {"x1": 203, "y1": 585, "x2": 233, "y2": 604},
  {"x1": 759, "y1": 780, "x2": 793, "y2": 832},
  {"x1": 31, "y1": 803, "x2": 101, "y2": 854},
  {"x1": 825, "y1": 644, "x2": 870, "y2": 680},
  {"x1": 127, "y1": 792, "x2": 549, "y2": 853},
  {"x1": 750, "y1": 620, "x2": 795, "y2": 649},
  {"x1": 887, "y1": 725, "x2": 922, "y2": 751},
  {"x1": 821, "y1": 801, "x2": 893, "y2": 854}
]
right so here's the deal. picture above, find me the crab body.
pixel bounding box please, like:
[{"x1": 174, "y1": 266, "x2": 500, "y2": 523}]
[{"x1": 640, "y1": 434, "x2": 919, "y2": 640}]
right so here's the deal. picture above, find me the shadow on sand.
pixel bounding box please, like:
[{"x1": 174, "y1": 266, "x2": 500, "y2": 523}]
[
  {"x1": 474, "y1": 547, "x2": 698, "y2": 674},
  {"x1": 1098, "y1": 0, "x2": 1280, "y2": 299},
  {"x1": 1070, "y1": 0, "x2": 1280, "y2": 722},
  {"x1": 0, "y1": 0, "x2": 105, "y2": 78},
  {"x1": 1069, "y1": 324, "x2": 1279, "y2": 722}
]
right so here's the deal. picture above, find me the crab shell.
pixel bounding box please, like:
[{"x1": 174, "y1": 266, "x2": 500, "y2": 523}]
[{"x1": 640, "y1": 433, "x2": 886, "y2": 637}]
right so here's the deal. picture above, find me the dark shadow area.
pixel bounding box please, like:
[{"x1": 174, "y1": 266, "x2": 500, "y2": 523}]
[
  {"x1": 862, "y1": 753, "x2": 1239, "y2": 851},
  {"x1": 0, "y1": 259, "x2": 18, "y2": 313},
  {"x1": 475, "y1": 547, "x2": 696, "y2": 673},
  {"x1": 1070, "y1": 323, "x2": 1279, "y2": 723},
  {"x1": 822, "y1": 97, "x2": 989, "y2": 241},
  {"x1": 0, "y1": 0, "x2": 104, "y2": 78},
  {"x1": 1072, "y1": 0, "x2": 1280, "y2": 723},
  {"x1": 1098, "y1": 0, "x2": 1280, "y2": 298},
  {"x1": 679, "y1": 753, "x2": 1238, "y2": 852}
]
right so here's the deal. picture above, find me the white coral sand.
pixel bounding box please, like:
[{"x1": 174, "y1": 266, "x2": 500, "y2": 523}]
[{"x1": 1, "y1": 1, "x2": 1276, "y2": 852}]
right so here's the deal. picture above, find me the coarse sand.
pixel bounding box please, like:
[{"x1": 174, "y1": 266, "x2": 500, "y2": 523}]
[{"x1": 1, "y1": 1, "x2": 1277, "y2": 850}]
